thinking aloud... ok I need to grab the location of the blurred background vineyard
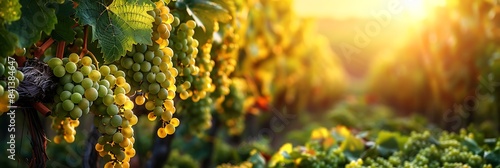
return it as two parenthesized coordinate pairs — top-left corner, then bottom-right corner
(1, 0), (500, 167)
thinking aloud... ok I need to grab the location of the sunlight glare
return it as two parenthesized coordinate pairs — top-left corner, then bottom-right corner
(402, 0), (427, 20)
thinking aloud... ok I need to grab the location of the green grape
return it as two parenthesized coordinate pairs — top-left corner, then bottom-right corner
(81, 78), (93, 89)
(72, 71), (84, 83)
(107, 104), (119, 116)
(105, 125), (117, 135)
(81, 65), (92, 76)
(70, 107), (83, 119)
(85, 88), (98, 101)
(110, 115), (122, 127)
(65, 62), (77, 73)
(62, 99), (75, 111)
(60, 91), (72, 101)
(70, 93), (82, 103)
(48, 58), (63, 69)
(53, 65), (66, 77)
(113, 132), (124, 143)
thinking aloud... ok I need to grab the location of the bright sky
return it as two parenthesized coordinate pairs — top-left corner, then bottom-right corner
(293, 0), (387, 19)
(293, 0), (445, 19)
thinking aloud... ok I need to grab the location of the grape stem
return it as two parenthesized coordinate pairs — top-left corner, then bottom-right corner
(56, 41), (65, 59)
(32, 102), (51, 117)
(79, 25), (89, 58)
(87, 51), (99, 70)
(34, 38), (55, 58)
(78, 25), (99, 69)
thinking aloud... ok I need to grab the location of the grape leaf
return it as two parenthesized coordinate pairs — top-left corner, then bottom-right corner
(51, 1), (76, 42)
(7, 0), (57, 48)
(75, 0), (155, 63)
(184, 0), (231, 46)
(0, 0), (22, 24)
(0, 26), (18, 57)
(186, 0), (231, 24)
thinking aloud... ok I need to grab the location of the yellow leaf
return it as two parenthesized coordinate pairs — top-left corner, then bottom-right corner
(311, 127), (329, 140)
(335, 125), (352, 138)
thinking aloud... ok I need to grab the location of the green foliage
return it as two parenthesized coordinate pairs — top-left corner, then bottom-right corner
(7, 0), (57, 48)
(75, 0), (155, 63)
(253, 128), (500, 168)
(183, 0), (231, 45)
(51, 1), (76, 42)
(0, 26), (18, 57)
(164, 150), (199, 168)
(0, 0), (22, 24)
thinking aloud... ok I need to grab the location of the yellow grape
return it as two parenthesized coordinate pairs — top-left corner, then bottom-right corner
(114, 93), (127, 105)
(95, 144), (104, 152)
(81, 56), (92, 66)
(135, 95), (146, 105)
(148, 112), (157, 121)
(64, 134), (75, 143)
(70, 120), (80, 127)
(129, 115), (138, 125)
(179, 90), (189, 100)
(170, 118), (180, 127)
(119, 138), (130, 148)
(167, 90), (175, 99)
(69, 53), (80, 63)
(186, 20), (196, 29)
(122, 162), (130, 168)
(54, 135), (62, 144)
(125, 148), (136, 157)
(157, 127), (167, 138)
(116, 76), (126, 87)
(124, 100), (134, 110)
(145, 101), (155, 111)
(104, 162), (113, 168)
(161, 111), (172, 121)
(89, 70), (101, 81)
(122, 127), (134, 138)
(165, 124), (175, 135)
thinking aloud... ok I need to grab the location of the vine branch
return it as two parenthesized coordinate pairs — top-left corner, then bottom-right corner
(56, 41), (65, 59)
(34, 38), (55, 59)
(79, 25), (89, 58)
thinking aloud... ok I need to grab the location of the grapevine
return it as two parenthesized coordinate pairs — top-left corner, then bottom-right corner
(1, 0), (500, 168)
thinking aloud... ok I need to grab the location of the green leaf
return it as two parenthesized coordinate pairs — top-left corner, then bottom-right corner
(191, 15), (214, 46)
(75, 0), (154, 63)
(187, 0), (231, 23)
(461, 137), (482, 154)
(484, 149), (500, 166)
(7, 0), (58, 48)
(0, 0), (22, 24)
(185, 0), (231, 46)
(0, 26), (18, 57)
(51, 1), (76, 42)
(375, 131), (407, 153)
(248, 151), (266, 168)
(340, 135), (365, 161)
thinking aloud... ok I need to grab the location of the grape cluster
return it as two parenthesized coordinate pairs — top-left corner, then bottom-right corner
(169, 15), (202, 101)
(216, 78), (246, 135)
(264, 129), (498, 168)
(68, 26), (84, 54)
(189, 39), (213, 102)
(91, 65), (137, 168)
(174, 42), (215, 135)
(48, 53), (99, 143)
(297, 149), (348, 168)
(210, 22), (239, 100)
(117, 0), (181, 138)
(0, 48), (25, 114)
(177, 97), (212, 135)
